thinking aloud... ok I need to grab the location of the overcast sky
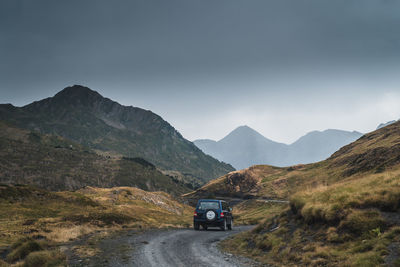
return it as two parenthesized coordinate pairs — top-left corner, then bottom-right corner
(1, 0), (400, 144)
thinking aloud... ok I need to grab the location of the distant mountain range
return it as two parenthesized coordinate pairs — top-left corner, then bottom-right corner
(377, 120), (398, 130)
(194, 125), (363, 169)
(0, 85), (234, 186)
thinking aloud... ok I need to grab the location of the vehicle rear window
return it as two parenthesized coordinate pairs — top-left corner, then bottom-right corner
(197, 201), (219, 210)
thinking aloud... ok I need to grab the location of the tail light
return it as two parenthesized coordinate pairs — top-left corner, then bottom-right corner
(194, 211), (197, 217)
(220, 212), (224, 218)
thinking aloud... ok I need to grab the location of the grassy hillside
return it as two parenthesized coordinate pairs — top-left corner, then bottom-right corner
(0, 85), (234, 185)
(0, 184), (192, 266)
(0, 121), (191, 195)
(187, 121), (400, 200)
(192, 122), (400, 266)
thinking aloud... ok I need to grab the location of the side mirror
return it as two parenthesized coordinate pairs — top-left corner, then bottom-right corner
(229, 207), (233, 212)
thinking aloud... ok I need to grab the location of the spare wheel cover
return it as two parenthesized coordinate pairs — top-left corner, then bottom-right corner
(206, 210), (216, 221)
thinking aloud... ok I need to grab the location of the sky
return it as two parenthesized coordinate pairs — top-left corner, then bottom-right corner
(1, 0), (400, 144)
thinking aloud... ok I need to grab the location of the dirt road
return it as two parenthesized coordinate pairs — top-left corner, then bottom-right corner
(68, 225), (259, 267)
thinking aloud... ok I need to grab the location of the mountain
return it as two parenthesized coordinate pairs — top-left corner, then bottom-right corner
(0, 85), (234, 185)
(194, 126), (363, 169)
(195, 126), (288, 170)
(0, 121), (192, 195)
(188, 122), (400, 266)
(287, 129), (363, 164)
(377, 119), (397, 129)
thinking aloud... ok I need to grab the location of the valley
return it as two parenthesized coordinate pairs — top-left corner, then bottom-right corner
(196, 120), (400, 266)
(1, 86), (400, 266)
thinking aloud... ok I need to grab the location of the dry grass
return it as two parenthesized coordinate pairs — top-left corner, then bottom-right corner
(232, 200), (288, 225)
(0, 184), (192, 265)
(44, 225), (99, 243)
(220, 123), (400, 266)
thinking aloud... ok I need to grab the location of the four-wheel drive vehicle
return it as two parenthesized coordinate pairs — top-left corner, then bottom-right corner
(193, 199), (233, 231)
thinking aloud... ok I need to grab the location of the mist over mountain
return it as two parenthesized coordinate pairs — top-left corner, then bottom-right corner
(0, 85), (234, 185)
(194, 126), (363, 169)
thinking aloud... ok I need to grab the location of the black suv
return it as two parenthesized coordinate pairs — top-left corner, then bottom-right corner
(193, 199), (233, 231)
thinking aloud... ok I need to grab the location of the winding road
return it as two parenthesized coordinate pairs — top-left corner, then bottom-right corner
(69, 225), (258, 267)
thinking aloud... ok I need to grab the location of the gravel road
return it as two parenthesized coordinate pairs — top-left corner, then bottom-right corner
(131, 225), (256, 267)
(69, 225), (258, 267)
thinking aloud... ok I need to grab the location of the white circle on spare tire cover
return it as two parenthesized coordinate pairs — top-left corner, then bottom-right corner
(206, 210), (216, 220)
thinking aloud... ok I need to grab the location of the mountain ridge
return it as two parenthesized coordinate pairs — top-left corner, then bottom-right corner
(0, 85), (234, 185)
(194, 125), (363, 169)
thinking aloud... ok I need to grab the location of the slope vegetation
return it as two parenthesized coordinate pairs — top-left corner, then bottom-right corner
(192, 122), (400, 266)
(0, 121), (190, 195)
(0, 85), (234, 185)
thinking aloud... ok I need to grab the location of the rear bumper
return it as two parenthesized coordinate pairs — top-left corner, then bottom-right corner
(194, 218), (224, 227)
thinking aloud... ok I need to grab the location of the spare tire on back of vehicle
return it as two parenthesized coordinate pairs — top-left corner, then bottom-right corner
(205, 209), (216, 221)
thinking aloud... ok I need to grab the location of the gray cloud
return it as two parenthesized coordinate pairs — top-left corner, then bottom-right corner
(1, 0), (400, 142)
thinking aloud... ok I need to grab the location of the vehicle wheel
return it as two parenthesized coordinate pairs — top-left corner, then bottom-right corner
(203, 225), (208, 230)
(228, 219), (233, 230)
(220, 219), (227, 231)
(194, 222), (200, 230)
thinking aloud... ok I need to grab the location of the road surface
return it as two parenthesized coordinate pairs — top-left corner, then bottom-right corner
(68, 225), (259, 267)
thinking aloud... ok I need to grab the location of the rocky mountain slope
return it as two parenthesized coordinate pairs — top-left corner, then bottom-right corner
(192, 122), (400, 266)
(194, 126), (362, 169)
(0, 121), (191, 195)
(0, 85), (234, 185)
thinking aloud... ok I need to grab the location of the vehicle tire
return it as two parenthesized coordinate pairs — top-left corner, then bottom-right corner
(228, 219), (233, 230)
(194, 222), (200, 230)
(220, 219), (227, 231)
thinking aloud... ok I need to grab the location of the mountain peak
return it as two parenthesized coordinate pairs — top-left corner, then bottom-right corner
(50, 85), (105, 107)
(230, 125), (259, 135)
(54, 85), (102, 100)
(235, 125), (252, 130)
(222, 125), (263, 140)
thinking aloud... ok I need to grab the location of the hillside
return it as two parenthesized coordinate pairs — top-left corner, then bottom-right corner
(188, 121), (400, 200)
(0, 184), (192, 266)
(194, 126), (362, 169)
(197, 122), (400, 266)
(0, 85), (234, 185)
(0, 121), (191, 195)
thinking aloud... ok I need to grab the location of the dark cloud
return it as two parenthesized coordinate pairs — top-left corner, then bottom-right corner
(1, 0), (400, 141)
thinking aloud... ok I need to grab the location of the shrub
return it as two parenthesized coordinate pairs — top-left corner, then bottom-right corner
(23, 250), (66, 267)
(64, 212), (134, 225)
(338, 209), (386, 237)
(289, 196), (305, 215)
(352, 251), (384, 267)
(6, 240), (42, 263)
